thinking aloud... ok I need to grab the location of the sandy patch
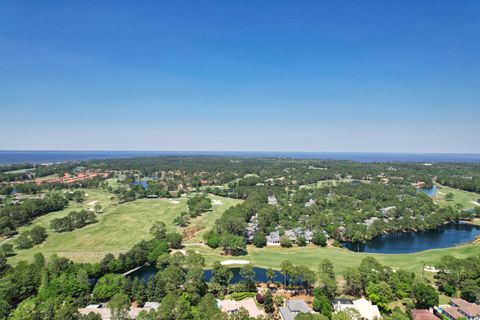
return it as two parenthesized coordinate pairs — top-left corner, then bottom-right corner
(212, 199), (223, 205)
(471, 201), (480, 206)
(220, 260), (250, 265)
(424, 266), (440, 273)
(438, 192), (446, 196)
(88, 200), (98, 205)
(169, 200), (180, 204)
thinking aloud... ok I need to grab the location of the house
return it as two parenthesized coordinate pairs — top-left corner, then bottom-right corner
(245, 214), (259, 243)
(436, 298), (480, 320)
(218, 298), (265, 318)
(333, 297), (382, 320)
(268, 195), (278, 206)
(266, 231), (281, 245)
(279, 300), (312, 320)
(379, 206), (396, 215)
(78, 301), (160, 319)
(304, 199), (316, 208)
(411, 309), (440, 320)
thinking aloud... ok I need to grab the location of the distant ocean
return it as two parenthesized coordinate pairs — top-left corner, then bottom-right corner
(0, 150), (480, 165)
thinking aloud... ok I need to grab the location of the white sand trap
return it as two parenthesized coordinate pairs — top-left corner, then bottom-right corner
(212, 199), (223, 205)
(169, 200), (180, 204)
(221, 260), (250, 265)
(438, 192), (446, 196)
(85, 193), (89, 196)
(424, 266), (440, 273)
(88, 201), (98, 205)
(471, 201), (480, 206)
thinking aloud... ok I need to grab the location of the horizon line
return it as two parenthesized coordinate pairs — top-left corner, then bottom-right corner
(1, 149), (480, 155)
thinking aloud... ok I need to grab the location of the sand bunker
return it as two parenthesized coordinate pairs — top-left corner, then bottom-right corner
(212, 199), (223, 205)
(169, 200), (180, 204)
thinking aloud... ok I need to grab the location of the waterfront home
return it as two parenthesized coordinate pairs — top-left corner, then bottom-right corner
(279, 299), (312, 320)
(333, 297), (382, 320)
(218, 298), (265, 318)
(78, 301), (160, 319)
(436, 298), (480, 320)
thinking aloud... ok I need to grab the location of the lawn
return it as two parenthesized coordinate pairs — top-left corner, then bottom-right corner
(6, 192), (240, 264)
(187, 243), (480, 276)
(434, 184), (480, 210)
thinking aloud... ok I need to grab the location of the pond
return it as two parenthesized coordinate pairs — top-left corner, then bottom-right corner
(418, 185), (437, 197)
(128, 265), (285, 284)
(343, 223), (480, 254)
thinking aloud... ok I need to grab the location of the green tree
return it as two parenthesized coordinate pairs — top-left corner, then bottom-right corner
(93, 274), (128, 301)
(252, 231), (267, 248)
(280, 260), (294, 287)
(150, 221), (167, 240)
(240, 265), (256, 291)
(108, 293), (130, 320)
(266, 268), (276, 285)
(413, 283), (439, 309)
(264, 290), (274, 313)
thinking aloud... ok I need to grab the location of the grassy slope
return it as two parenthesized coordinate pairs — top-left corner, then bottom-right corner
(7, 191), (241, 264)
(189, 243), (480, 276)
(434, 183), (480, 209)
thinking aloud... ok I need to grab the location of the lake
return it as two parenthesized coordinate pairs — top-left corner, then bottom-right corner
(419, 185), (437, 197)
(128, 265), (285, 284)
(343, 223), (480, 254)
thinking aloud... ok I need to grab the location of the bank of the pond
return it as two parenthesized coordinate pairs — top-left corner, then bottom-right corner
(343, 223), (480, 254)
(128, 265), (285, 284)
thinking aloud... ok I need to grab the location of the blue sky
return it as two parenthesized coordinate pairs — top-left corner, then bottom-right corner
(1, 1), (479, 152)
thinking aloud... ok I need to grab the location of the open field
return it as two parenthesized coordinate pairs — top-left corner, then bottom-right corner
(434, 184), (480, 210)
(5, 192), (240, 264)
(187, 243), (480, 276)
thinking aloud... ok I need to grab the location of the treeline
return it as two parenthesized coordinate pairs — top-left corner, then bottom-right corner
(50, 210), (97, 232)
(0, 194), (68, 237)
(435, 255), (480, 302)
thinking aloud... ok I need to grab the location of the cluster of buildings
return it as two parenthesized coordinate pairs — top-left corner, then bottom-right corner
(78, 302), (159, 319)
(13, 171), (108, 185)
(265, 228), (315, 246)
(434, 298), (480, 320)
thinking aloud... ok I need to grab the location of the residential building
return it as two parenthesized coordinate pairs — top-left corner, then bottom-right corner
(411, 309), (440, 320)
(78, 301), (160, 319)
(333, 297), (382, 320)
(218, 298), (265, 318)
(266, 231), (280, 246)
(279, 300), (312, 320)
(436, 298), (480, 320)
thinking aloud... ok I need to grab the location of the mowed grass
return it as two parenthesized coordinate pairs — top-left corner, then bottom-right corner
(6, 192), (240, 264)
(184, 196), (243, 243)
(188, 243), (480, 276)
(434, 184), (480, 209)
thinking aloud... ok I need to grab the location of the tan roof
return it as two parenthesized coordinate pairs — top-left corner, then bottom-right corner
(451, 298), (480, 317)
(411, 309), (440, 320)
(219, 298), (265, 318)
(443, 307), (464, 319)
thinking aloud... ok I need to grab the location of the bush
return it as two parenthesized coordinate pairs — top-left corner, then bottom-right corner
(280, 235), (292, 248)
(256, 293), (264, 304)
(230, 292), (256, 301)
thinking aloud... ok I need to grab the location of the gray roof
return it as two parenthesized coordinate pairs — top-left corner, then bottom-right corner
(287, 300), (311, 313)
(279, 306), (295, 320)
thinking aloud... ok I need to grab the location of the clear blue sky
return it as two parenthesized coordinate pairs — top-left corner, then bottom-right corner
(1, 1), (479, 152)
